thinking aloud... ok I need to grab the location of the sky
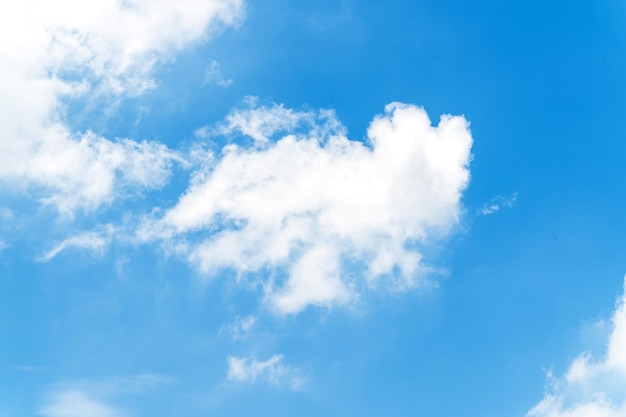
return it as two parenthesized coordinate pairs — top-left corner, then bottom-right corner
(1, 0), (626, 416)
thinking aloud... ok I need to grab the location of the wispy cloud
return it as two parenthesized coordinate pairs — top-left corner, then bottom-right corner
(220, 315), (257, 341)
(227, 354), (305, 389)
(204, 60), (234, 87)
(214, 96), (346, 144)
(478, 192), (517, 215)
(39, 226), (116, 262)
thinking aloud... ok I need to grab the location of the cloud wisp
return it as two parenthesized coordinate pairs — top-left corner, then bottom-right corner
(204, 60), (234, 87)
(39, 226), (116, 262)
(527, 276), (626, 417)
(227, 354), (305, 390)
(139, 100), (473, 314)
(220, 315), (257, 341)
(478, 192), (517, 215)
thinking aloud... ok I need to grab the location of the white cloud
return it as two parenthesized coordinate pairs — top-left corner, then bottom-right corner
(227, 354), (305, 389)
(39, 226), (115, 262)
(139, 100), (473, 314)
(0, 0), (243, 214)
(29, 132), (179, 214)
(527, 276), (626, 417)
(478, 192), (517, 215)
(38, 390), (126, 417)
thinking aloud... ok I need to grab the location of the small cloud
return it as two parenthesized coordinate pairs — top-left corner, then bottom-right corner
(39, 226), (116, 262)
(220, 315), (256, 340)
(193, 126), (211, 139)
(114, 256), (130, 277)
(226, 354), (306, 390)
(204, 60), (234, 87)
(478, 192), (517, 215)
(215, 96), (346, 144)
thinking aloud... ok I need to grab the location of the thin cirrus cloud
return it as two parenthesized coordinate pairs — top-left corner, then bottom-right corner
(478, 192), (517, 215)
(39, 226), (115, 262)
(138, 99), (473, 314)
(0, 0), (243, 215)
(204, 60), (234, 87)
(527, 276), (626, 417)
(220, 315), (257, 341)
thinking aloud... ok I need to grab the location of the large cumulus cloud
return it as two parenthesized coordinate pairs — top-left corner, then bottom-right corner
(139, 100), (473, 314)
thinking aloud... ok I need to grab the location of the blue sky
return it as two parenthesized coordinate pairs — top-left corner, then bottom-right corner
(2, 1), (626, 416)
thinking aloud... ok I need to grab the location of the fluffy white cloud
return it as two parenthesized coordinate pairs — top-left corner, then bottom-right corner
(527, 276), (626, 417)
(0, 0), (243, 213)
(139, 100), (473, 314)
(227, 354), (305, 389)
